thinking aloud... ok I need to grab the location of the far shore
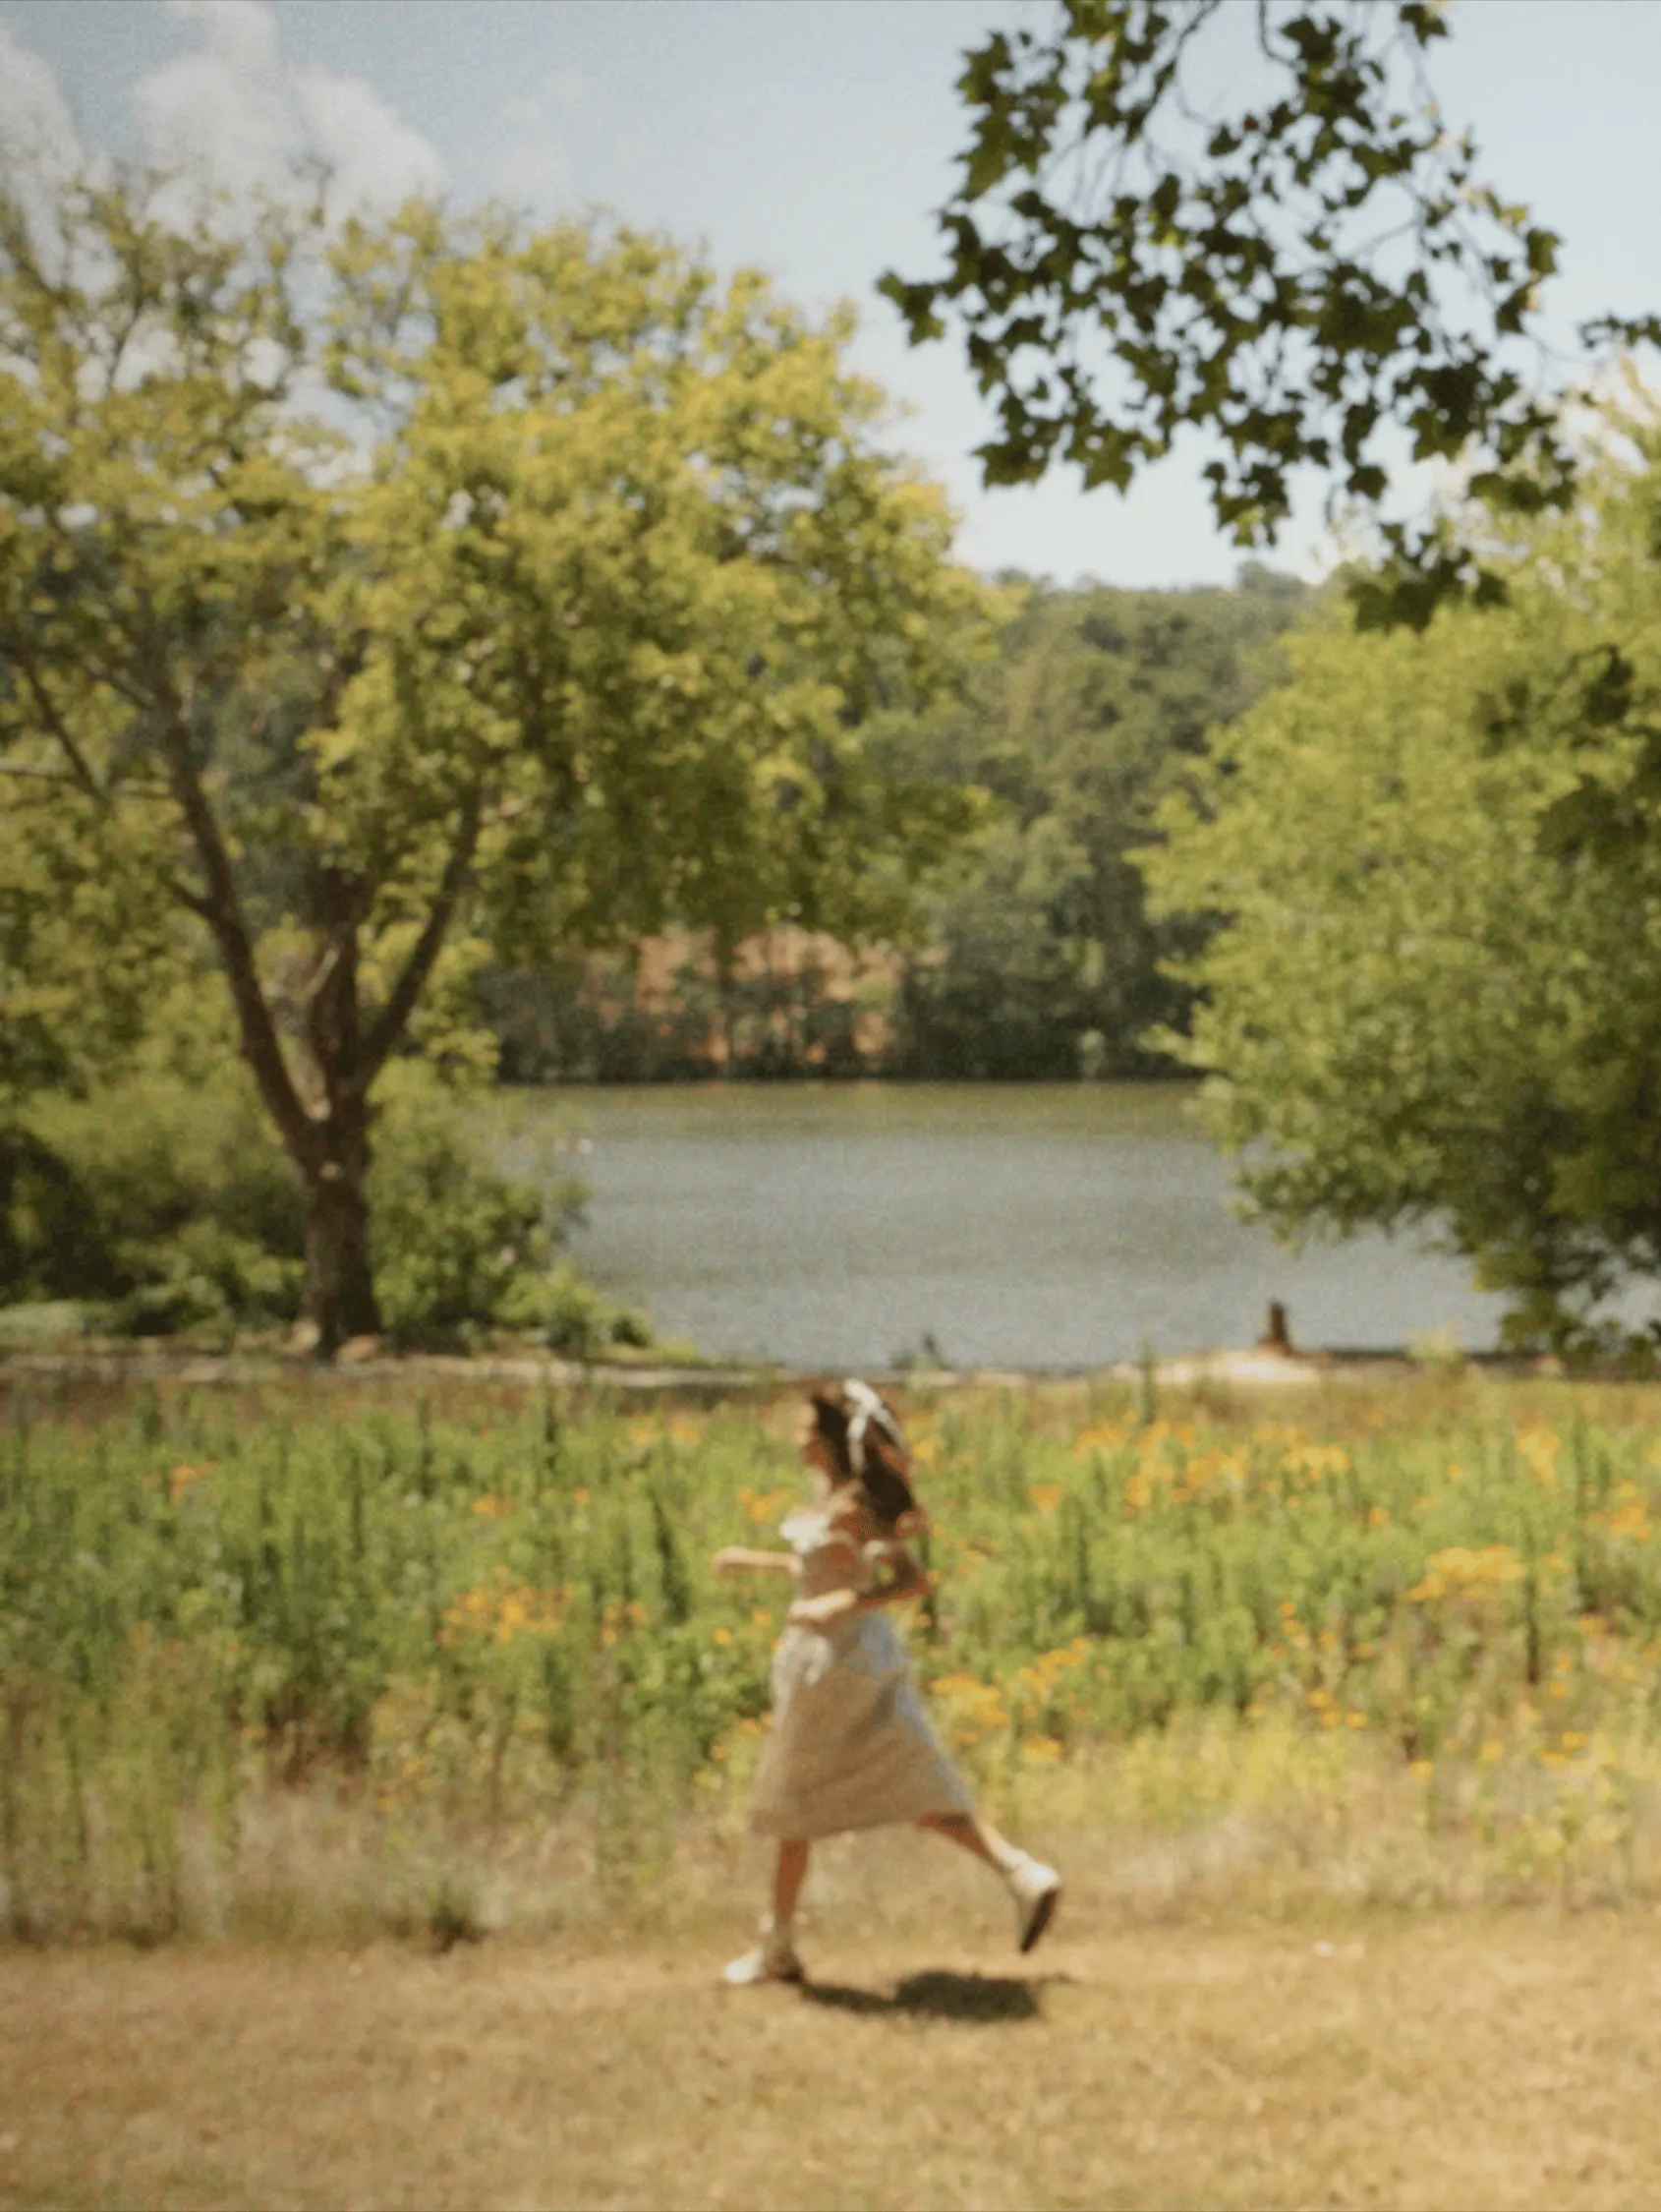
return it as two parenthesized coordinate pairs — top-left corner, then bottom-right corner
(0, 1336), (1596, 1398)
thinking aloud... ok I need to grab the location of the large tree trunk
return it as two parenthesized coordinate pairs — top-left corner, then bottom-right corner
(156, 707), (478, 1359)
(301, 1129), (379, 1356)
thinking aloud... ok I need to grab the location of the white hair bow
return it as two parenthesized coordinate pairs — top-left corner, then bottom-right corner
(843, 1377), (904, 1476)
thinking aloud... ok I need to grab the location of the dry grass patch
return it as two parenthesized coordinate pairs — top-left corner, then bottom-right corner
(4, 1909), (1661, 2211)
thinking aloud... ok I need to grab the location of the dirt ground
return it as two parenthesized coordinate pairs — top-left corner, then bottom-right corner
(4, 1910), (1661, 2212)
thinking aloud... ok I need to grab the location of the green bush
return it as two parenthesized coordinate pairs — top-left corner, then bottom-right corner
(368, 1067), (587, 1347)
(4, 1052), (620, 1347)
(496, 1260), (654, 1357)
(112, 1221), (307, 1339)
(22, 1065), (304, 1331)
(0, 1123), (108, 1304)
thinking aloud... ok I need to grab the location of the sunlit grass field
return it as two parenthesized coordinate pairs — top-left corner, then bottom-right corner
(6, 1369), (1661, 1945)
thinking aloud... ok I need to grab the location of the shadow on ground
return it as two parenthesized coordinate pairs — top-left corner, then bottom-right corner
(799, 1969), (1051, 2023)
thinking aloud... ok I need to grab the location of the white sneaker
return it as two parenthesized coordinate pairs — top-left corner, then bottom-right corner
(1007, 1852), (1061, 1955)
(721, 1921), (805, 1987)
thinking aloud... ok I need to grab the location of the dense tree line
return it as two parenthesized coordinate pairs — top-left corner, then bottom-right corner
(882, 561), (1308, 1077)
(483, 561), (1308, 1081)
(1149, 422), (1661, 1352)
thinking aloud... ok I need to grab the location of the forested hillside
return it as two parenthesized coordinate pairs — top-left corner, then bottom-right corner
(485, 563), (1309, 1081)
(883, 561), (1309, 1078)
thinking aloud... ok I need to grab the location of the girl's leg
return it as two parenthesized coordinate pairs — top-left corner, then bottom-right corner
(919, 1808), (1061, 1954)
(773, 1836), (811, 1927)
(724, 1838), (810, 1985)
(917, 1809), (1023, 1876)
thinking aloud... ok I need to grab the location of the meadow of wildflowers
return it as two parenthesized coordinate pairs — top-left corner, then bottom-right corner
(5, 1375), (1661, 1940)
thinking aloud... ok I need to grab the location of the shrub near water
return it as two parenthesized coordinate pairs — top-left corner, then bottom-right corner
(5, 1383), (1661, 1940)
(5, 1054), (637, 1350)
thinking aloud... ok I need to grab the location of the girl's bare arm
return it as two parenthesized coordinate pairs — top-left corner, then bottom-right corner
(788, 1543), (931, 1627)
(861, 1543), (931, 1606)
(712, 1545), (802, 1579)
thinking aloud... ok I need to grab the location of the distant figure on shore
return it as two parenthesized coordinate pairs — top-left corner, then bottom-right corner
(713, 1379), (1060, 1986)
(1258, 1300), (1294, 1356)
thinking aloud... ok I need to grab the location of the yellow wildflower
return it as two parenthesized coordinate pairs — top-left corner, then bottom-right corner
(1602, 1484), (1652, 1543)
(1517, 1425), (1560, 1489)
(1290, 1443), (1350, 1484)
(1071, 1422), (1125, 1461)
(1404, 1544), (1525, 1605)
(1020, 1735), (1063, 1766)
(441, 1576), (564, 1646)
(739, 1484), (793, 1527)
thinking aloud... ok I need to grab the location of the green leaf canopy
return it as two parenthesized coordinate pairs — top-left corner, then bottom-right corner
(1145, 421), (1661, 1346)
(0, 175), (992, 1345)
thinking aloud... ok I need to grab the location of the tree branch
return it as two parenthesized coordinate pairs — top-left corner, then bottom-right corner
(15, 656), (108, 804)
(353, 801), (481, 1097)
(152, 690), (319, 1169)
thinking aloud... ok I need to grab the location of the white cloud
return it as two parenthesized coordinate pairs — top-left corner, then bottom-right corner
(293, 65), (446, 210)
(490, 136), (573, 204)
(136, 1), (295, 199)
(499, 69), (591, 132)
(0, 24), (107, 278)
(0, 19), (85, 177)
(0, 18), (89, 255)
(132, 0), (445, 220)
(488, 65), (592, 207)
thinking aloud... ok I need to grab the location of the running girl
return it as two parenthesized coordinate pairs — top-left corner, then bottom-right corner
(713, 1378), (1061, 1986)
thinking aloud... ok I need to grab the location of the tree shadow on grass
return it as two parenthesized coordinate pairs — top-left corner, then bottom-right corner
(800, 1970), (1050, 2024)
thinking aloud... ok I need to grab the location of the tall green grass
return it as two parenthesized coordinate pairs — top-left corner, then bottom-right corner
(5, 1376), (1661, 1940)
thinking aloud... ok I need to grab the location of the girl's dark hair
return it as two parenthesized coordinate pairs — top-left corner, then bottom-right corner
(808, 1382), (922, 1532)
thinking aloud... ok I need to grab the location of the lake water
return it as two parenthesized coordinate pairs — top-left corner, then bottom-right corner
(488, 1082), (1510, 1370)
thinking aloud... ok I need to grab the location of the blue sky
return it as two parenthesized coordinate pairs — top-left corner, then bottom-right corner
(3, 0), (1657, 587)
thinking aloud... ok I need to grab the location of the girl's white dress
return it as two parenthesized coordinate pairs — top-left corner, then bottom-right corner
(748, 1504), (973, 1838)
